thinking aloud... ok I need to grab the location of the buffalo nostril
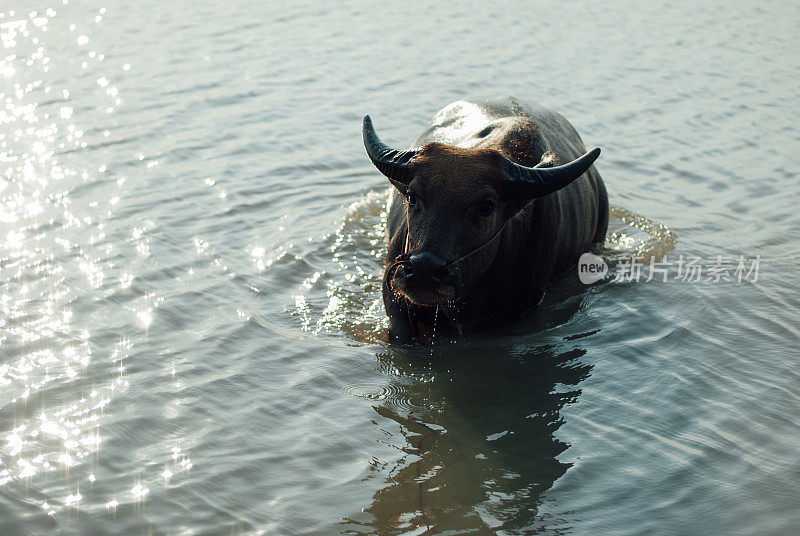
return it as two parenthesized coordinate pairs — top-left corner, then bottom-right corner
(407, 252), (448, 284)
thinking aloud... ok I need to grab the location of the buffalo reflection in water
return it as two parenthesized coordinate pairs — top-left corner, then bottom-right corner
(342, 292), (595, 534)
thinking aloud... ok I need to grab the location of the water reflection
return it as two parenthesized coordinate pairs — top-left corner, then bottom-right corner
(343, 306), (593, 533)
(0, 4), (116, 494)
(0, 4), (178, 522)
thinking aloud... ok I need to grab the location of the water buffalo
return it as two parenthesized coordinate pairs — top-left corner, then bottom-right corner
(363, 96), (608, 343)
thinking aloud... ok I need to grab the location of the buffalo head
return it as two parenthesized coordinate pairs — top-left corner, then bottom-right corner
(363, 115), (599, 309)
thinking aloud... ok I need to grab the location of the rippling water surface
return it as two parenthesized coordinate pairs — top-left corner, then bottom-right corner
(1, 1), (798, 534)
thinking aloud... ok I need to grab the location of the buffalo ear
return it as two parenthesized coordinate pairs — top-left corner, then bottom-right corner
(500, 148), (600, 199)
(362, 115), (419, 194)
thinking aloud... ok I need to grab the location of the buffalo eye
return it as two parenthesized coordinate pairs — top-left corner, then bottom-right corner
(477, 198), (495, 217)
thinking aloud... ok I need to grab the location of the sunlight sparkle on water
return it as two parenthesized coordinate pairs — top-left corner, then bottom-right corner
(120, 272), (133, 289)
(136, 309), (153, 329)
(0, 3), (136, 500)
(131, 483), (150, 499)
(250, 245), (267, 270)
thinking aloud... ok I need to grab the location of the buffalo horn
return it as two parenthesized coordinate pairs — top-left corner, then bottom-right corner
(501, 147), (601, 198)
(362, 115), (419, 193)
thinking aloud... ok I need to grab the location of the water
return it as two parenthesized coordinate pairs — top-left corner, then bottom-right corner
(1, 1), (798, 534)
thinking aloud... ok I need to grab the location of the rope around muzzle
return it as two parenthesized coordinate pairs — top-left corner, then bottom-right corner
(444, 221), (508, 294)
(385, 218), (508, 304)
(384, 220), (507, 341)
